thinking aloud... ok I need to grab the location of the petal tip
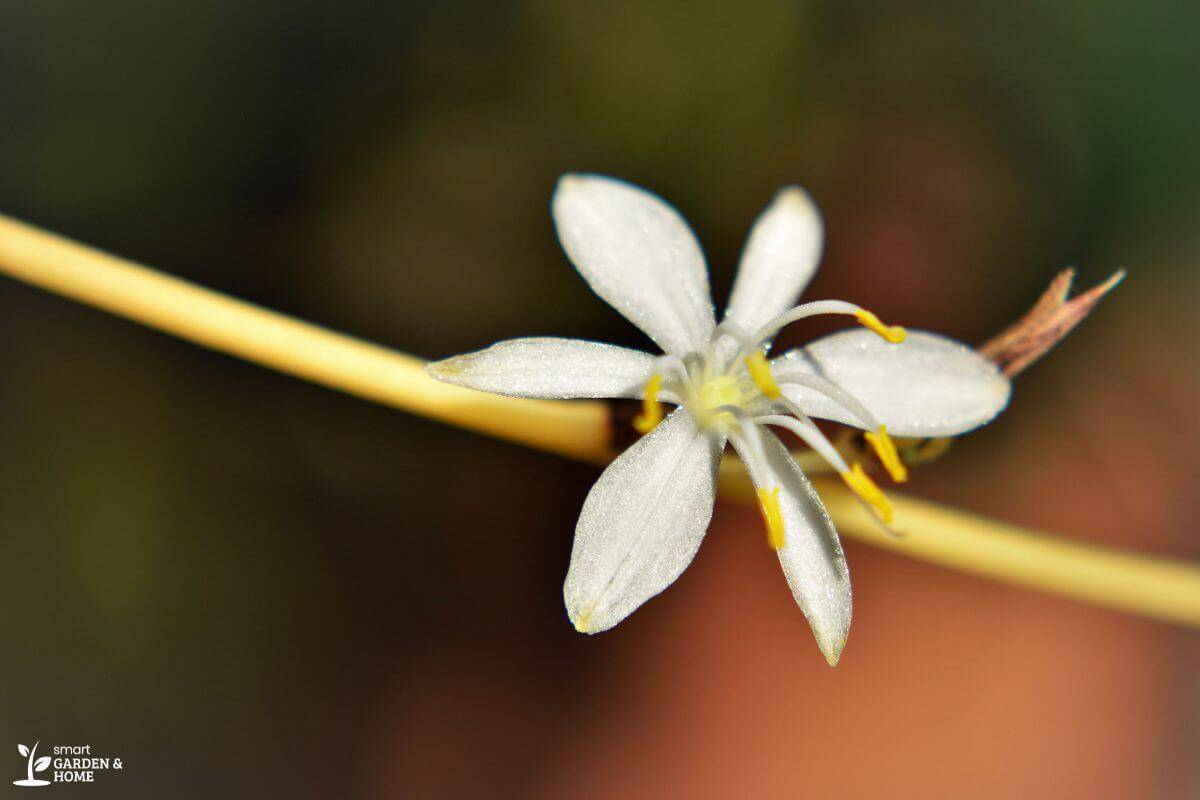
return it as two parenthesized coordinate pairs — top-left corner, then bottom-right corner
(773, 186), (821, 224)
(821, 635), (848, 667)
(569, 603), (601, 634)
(776, 185), (813, 207)
(552, 174), (590, 211)
(555, 172), (607, 197)
(1102, 268), (1128, 292)
(557, 172), (584, 189)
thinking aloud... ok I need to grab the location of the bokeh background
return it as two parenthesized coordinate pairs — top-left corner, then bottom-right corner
(2, 1), (1199, 797)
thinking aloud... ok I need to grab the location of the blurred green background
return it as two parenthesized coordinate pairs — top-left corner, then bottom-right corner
(2, 1), (1198, 797)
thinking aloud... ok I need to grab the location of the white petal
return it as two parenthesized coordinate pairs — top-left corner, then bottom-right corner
(724, 186), (824, 335)
(731, 427), (851, 665)
(552, 174), (715, 357)
(772, 329), (1011, 437)
(565, 409), (723, 633)
(426, 337), (656, 399)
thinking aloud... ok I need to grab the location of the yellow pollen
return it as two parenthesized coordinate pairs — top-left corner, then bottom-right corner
(756, 486), (786, 549)
(632, 373), (664, 434)
(841, 462), (895, 525)
(865, 425), (909, 483)
(744, 350), (781, 399)
(854, 309), (907, 344)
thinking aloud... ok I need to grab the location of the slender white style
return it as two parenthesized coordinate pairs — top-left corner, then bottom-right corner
(428, 175), (1010, 665)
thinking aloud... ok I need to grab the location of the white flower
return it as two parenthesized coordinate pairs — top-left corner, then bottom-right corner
(428, 175), (1010, 664)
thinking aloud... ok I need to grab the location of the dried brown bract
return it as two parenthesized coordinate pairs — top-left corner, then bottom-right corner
(979, 268), (1125, 378)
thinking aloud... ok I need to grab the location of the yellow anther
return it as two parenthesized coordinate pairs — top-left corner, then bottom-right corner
(854, 309), (907, 344)
(743, 349), (781, 399)
(756, 486), (786, 549)
(864, 425), (909, 483)
(632, 373), (664, 434)
(841, 462), (895, 525)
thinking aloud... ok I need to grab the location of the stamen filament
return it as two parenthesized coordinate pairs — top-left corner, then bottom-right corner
(632, 373), (664, 433)
(718, 405), (770, 468)
(706, 319), (752, 380)
(722, 409), (789, 549)
(653, 354), (691, 385)
(865, 425), (909, 483)
(735, 301), (907, 371)
(745, 300), (863, 350)
(761, 411), (899, 536)
(841, 463), (895, 525)
(774, 372), (880, 431)
(756, 413), (850, 474)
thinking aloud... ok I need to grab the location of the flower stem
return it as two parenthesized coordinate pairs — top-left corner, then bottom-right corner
(2, 212), (1199, 628)
(0, 214), (609, 462)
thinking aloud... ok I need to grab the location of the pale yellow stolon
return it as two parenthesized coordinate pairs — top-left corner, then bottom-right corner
(1, 212), (1198, 628)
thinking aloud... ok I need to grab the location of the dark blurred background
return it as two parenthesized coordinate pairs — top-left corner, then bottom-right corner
(2, 1), (1199, 797)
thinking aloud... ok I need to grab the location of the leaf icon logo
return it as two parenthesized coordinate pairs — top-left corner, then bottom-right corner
(13, 740), (51, 788)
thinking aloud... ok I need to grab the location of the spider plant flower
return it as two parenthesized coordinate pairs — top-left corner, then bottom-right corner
(428, 175), (1010, 664)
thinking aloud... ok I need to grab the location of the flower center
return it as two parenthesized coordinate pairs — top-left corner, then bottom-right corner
(630, 301), (912, 540)
(677, 357), (765, 434)
(697, 374), (744, 417)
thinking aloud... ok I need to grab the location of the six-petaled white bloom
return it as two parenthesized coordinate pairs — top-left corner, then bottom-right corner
(428, 175), (1010, 664)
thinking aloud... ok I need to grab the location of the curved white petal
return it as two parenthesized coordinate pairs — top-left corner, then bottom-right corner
(731, 427), (851, 665)
(724, 186), (824, 335)
(564, 409), (723, 633)
(552, 174), (715, 358)
(426, 337), (656, 399)
(772, 329), (1011, 437)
